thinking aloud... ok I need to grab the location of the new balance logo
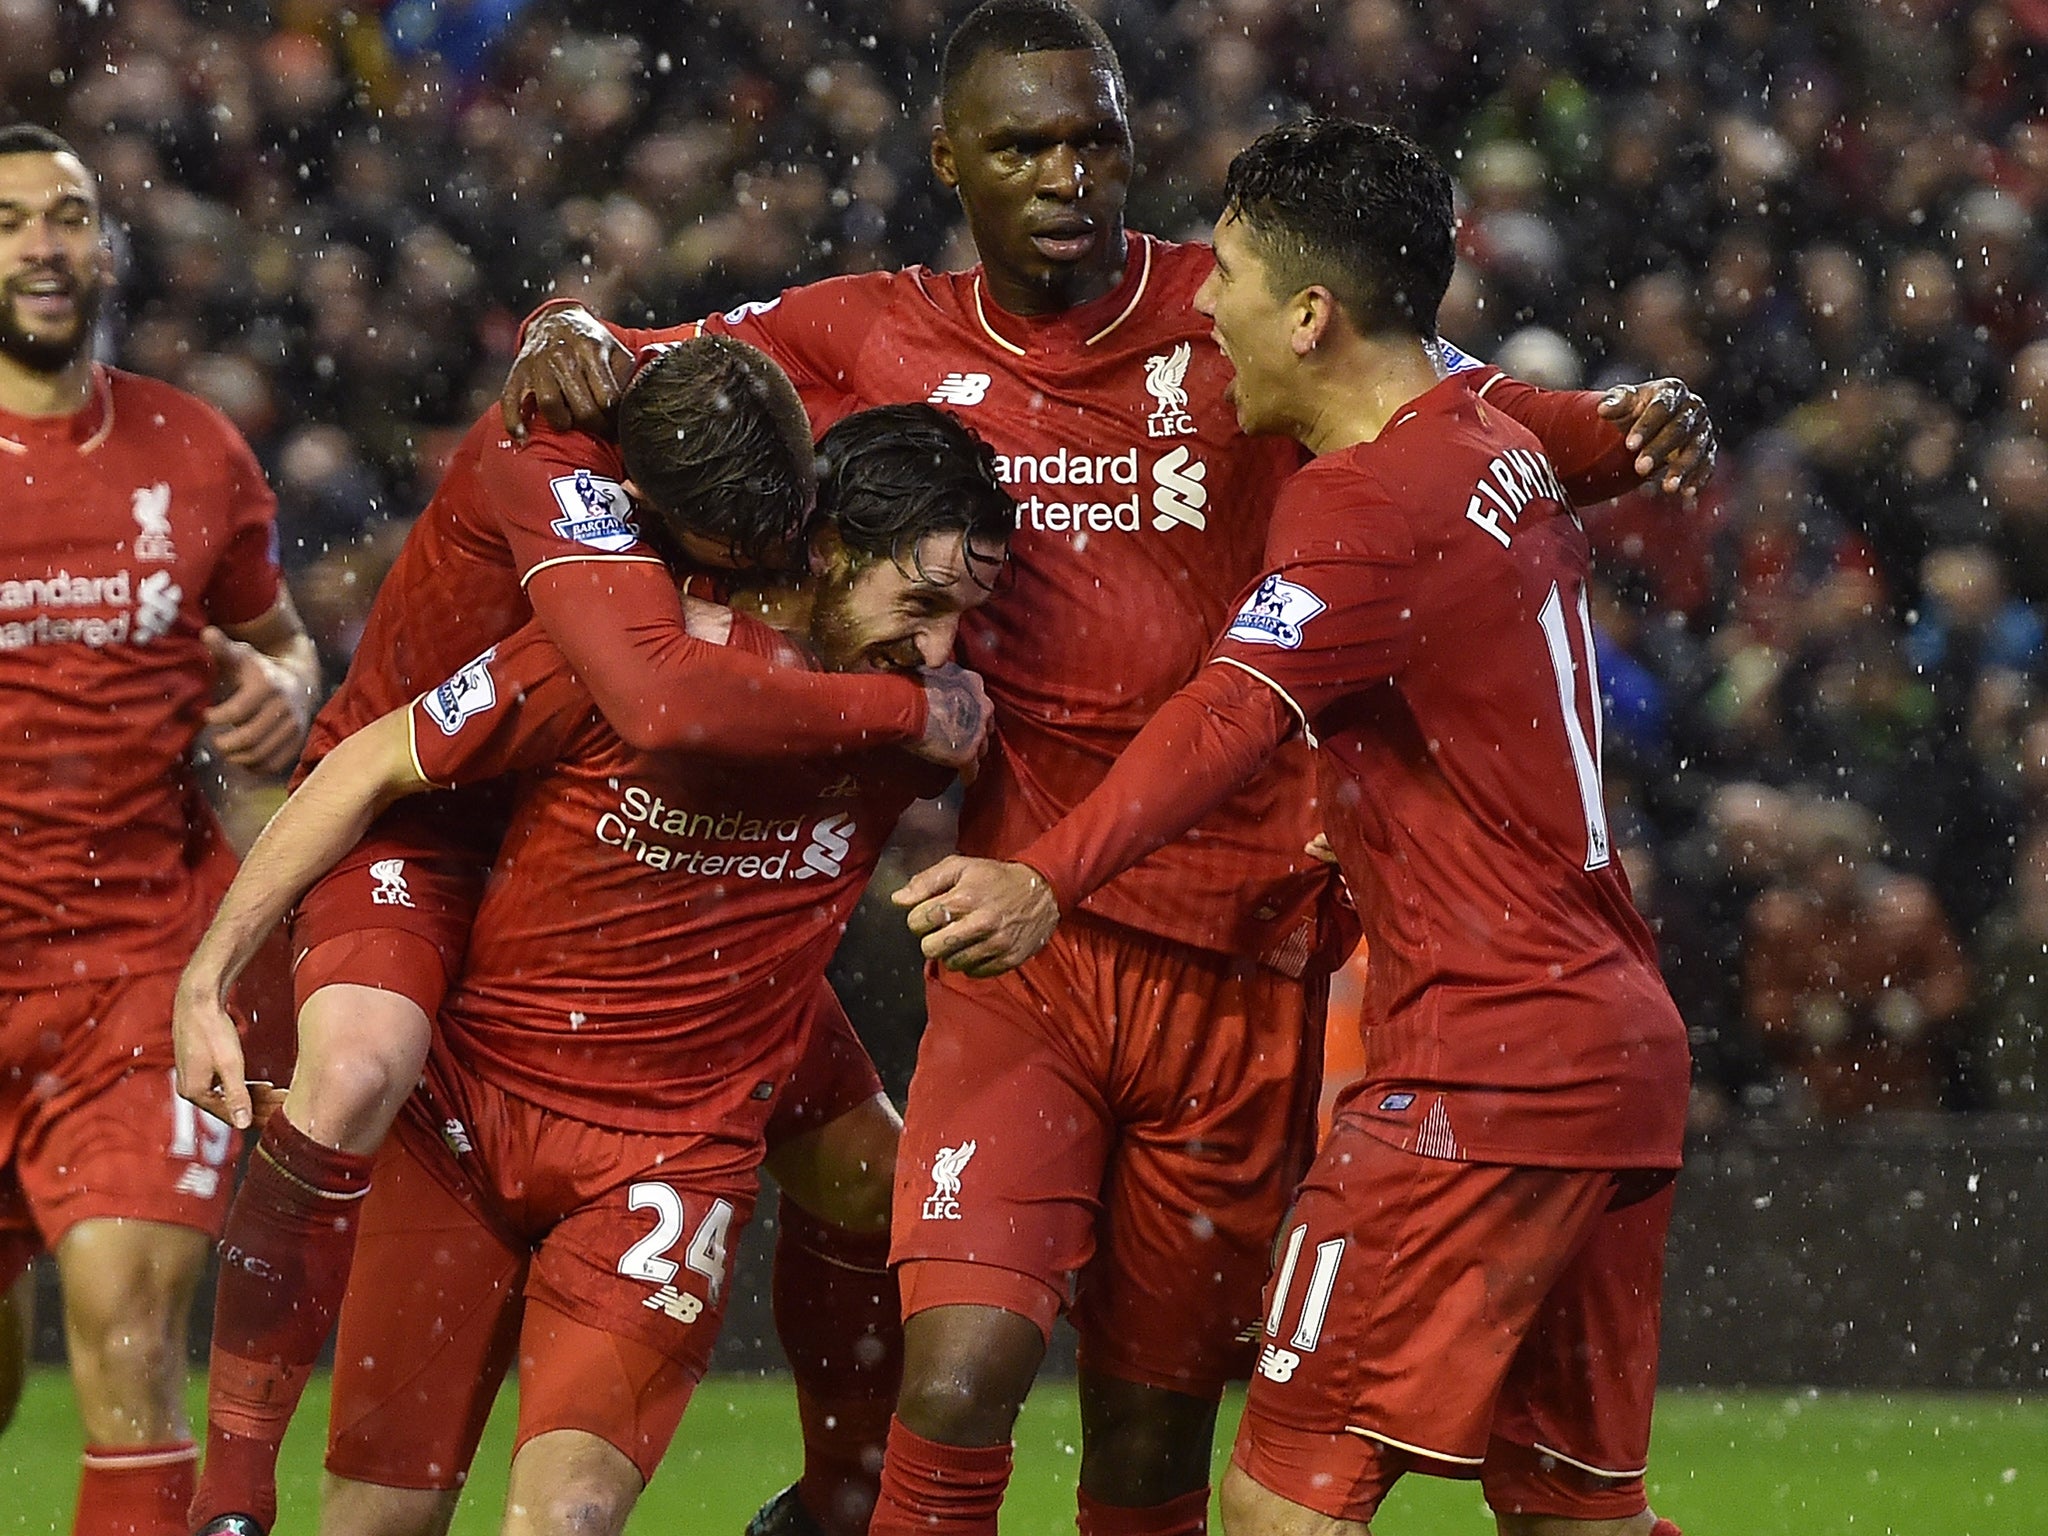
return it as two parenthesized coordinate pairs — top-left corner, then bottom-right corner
(174, 1165), (221, 1199)
(370, 858), (415, 907)
(1150, 446), (1208, 531)
(442, 1118), (474, 1155)
(927, 373), (991, 406)
(921, 1140), (977, 1221)
(644, 1284), (704, 1323)
(1257, 1344), (1301, 1383)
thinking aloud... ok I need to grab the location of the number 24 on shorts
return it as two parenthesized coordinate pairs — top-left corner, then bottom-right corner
(617, 1183), (734, 1318)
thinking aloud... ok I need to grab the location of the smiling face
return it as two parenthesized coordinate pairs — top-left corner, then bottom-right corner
(0, 151), (108, 377)
(1193, 212), (1304, 439)
(808, 529), (1008, 674)
(932, 47), (1133, 316)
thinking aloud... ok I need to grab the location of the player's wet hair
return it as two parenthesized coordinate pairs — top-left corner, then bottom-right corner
(1221, 117), (1456, 342)
(618, 336), (817, 573)
(0, 124), (80, 160)
(814, 404), (1014, 591)
(940, 0), (1125, 127)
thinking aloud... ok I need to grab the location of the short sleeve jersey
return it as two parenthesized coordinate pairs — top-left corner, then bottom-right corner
(1210, 377), (1690, 1168)
(405, 619), (942, 1135)
(0, 368), (281, 986)
(303, 413), (655, 768)
(632, 238), (1329, 963)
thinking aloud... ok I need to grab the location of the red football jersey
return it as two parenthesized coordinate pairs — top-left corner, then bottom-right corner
(406, 618), (944, 1134)
(304, 411), (923, 777)
(1207, 378), (1690, 1167)
(0, 368), (281, 987)
(615, 237), (1637, 967)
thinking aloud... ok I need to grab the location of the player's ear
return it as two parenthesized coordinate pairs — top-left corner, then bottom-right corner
(809, 520), (847, 579)
(931, 125), (960, 191)
(1293, 286), (1337, 358)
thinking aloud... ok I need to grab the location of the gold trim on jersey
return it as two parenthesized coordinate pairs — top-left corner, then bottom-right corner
(518, 551), (669, 588)
(967, 235), (1154, 356)
(1211, 655), (1318, 749)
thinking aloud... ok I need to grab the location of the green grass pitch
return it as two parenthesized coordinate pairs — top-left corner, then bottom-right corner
(3, 1370), (2043, 1533)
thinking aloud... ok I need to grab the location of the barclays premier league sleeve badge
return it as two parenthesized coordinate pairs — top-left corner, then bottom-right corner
(423, 646), (500, 735)
(548, 469), (641, 552)
(1227, 574), (1326, 649)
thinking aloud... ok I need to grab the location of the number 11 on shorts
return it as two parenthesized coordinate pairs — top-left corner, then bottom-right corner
(1258, 1223), (1345, 1383)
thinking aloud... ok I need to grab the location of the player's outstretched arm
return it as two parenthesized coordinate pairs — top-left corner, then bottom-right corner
(500, 301), (637, 438)
(1481, 372), (1718, 505)
(174, 709), (427, 1129)
(202, 590), (322, 776)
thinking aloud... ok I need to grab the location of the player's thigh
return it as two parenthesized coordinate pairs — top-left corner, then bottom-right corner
(1219, 1458), (1373, 1536)
(1481, 1175), (1677, 1525)
(894, 954), (1113, 1304)
(519, 1132), (759, 1482)
(501, 1427), (644, 1536)
(1075, 949), (1322, 1398)
(762, 983), (896, 1233)
(10, 973), (239, 1247)
(325, 1115), (526, 1493)
(1237, 1123), (1612, 1512)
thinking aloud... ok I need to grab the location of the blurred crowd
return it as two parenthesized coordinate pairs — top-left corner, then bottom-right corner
(6, 0), (2045, 1124)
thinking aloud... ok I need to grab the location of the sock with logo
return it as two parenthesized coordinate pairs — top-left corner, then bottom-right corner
(74, 1441), (197, 1536)
(867, 1417), (1012, 1536)
(189, 1112), (373, 1531)
(1076, 1486), (1210, 1535)
(772, 1195), (902, 1536)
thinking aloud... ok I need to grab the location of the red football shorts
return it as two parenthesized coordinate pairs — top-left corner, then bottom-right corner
(764, 983), (887, 1149)
(1231, 1115), (1676, 1524)
(893, 913), (1324, 1398)
(288, 790), (507, 1018)
(0, 971), (240, 1287)
(325, 1045), (761, 1489)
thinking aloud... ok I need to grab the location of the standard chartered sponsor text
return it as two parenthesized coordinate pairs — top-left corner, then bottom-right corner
(993, 447), (1143, 533)
(595, 785), (840, 878)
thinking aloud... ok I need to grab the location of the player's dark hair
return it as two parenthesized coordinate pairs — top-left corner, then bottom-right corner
(1221, 117), (1456, 341)
(618, 336), (817, 573)
(0, 124), (80, 159)
(815, 404), (1014, 590)
(941, 0), (1125, 125)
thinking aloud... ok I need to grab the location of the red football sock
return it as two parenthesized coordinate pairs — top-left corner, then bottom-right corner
(773, 1196), (902, 1536)
(74, 1441), (196, 1536)
(868, 1417), (1012, 1536)
(1649, 1522), (1684, 1536)
(1076, 1486), (1210, 1535)
(190, 1112), (373, 1531)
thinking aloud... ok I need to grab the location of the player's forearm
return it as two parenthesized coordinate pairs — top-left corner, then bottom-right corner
(515, 298), (691, 358)
(530, 563), (927, 756)
(1480, 374), (1639, 505)
(184, 713), (423, 1000)
(1016, 664), (1292, 911)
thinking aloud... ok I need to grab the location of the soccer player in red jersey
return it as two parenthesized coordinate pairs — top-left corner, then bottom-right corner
(906, 118), (1692, 1536)
(174, 345), (992, 1536)
(0, 126), (320, 1536)
(502, 7), (1716, 1531)
(174, 400), (1012, 1536)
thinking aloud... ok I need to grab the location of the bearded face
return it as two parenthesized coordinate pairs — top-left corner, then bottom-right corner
(0, 152), (108, 377)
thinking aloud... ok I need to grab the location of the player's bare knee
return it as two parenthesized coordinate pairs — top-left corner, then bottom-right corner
(319, 1475), (457, 1536)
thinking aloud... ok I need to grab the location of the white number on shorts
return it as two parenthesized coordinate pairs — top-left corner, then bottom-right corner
(1264, 1222), (1346, 1353)
(167, 1072), (234, 1165)
(1537, 581), (1611, 871)
(618, 1187), (735, 1301)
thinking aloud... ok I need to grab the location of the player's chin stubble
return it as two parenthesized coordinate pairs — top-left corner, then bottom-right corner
(0, 274), (100, 374)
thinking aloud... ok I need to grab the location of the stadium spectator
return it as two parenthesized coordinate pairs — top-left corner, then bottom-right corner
(0, 124), (317, 1536)
(1742, 796), (1975, 1116)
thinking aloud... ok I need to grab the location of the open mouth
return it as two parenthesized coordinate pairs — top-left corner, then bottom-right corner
(9, 274), (77, 320)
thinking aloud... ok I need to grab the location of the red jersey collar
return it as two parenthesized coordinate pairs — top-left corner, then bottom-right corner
(0, 365), (115, 457)
(968, 234), (1154, 357)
